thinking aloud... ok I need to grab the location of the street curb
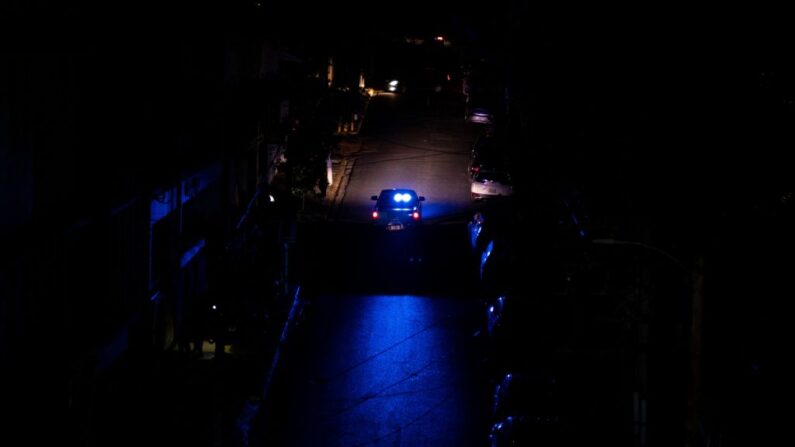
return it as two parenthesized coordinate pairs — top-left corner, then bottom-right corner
(328, 155), (357, 219)
(348, 94), (372, 136)
(235, 285), (303, 446)
(261, 285), (302, 400)
(324, 94), (370, 216)
(326, 157), (349, 210)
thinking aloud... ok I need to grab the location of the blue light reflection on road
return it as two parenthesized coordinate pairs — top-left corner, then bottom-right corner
(287, 294), (480, 447)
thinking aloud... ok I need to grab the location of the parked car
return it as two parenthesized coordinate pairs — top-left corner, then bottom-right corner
(492, 371), (561, 422)
(467, 202), (516, 253)
(470, 152), (499, 178)
(471, 171), (513, 200)
(471, 129), (498, 157)
(479, 239), (516, 296)
(465, 99), (495, 124)
(488, 414), (567, 447)
(470, 140), (505, 175)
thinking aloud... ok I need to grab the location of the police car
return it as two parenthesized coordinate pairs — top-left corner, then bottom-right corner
(370, 188), (425, 231)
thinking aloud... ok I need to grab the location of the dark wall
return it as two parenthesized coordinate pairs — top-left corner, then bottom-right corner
(2, 2), (310, 442)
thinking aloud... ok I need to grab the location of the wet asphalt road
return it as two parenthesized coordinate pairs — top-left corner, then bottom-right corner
(253, 94), (493, 446)
(335, 92), (476, 224)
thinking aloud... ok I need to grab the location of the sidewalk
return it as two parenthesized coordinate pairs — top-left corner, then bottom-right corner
(294, 137), (361, 223)
(299, 103), (368, 222)
(291, 91), (370, 223)
(325, 137), (364, 217)
(81, 95), (372, 447)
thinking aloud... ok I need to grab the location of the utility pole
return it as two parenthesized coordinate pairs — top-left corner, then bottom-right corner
(175, 179), (185, 353)
(634, 251), (651, 447)
(686, 254), (705, 447)
(279, 221), (296, 297)
(593, 238), (699, 446)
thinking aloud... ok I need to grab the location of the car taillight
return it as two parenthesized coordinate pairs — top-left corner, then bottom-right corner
(413, 211), (420, 220)
(372, 211), (379, 219)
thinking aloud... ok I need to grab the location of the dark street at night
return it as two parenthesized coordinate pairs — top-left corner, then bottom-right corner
(3, 2), (793, 446)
